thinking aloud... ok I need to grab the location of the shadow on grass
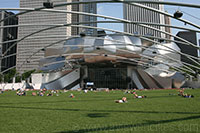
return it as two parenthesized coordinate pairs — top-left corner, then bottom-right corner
(87, 113), (109, 118)
(59, 115), (200, 133)
(0, 105), (199, 115)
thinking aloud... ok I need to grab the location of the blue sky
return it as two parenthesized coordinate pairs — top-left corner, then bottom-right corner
(0, 0), (200, 35)
(97, 0), (200, 35)
(0, 0), (19, 8)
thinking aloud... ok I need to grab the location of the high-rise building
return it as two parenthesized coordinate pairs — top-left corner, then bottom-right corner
(123, 0), (170, 39)
(17, 0), (96, 73)
(0, 11), (18, 72)
(164, 11), (171, 40)
(175, 31), (198, 65)
(198, 39), (200, 57)
(69, 0), (97, 35)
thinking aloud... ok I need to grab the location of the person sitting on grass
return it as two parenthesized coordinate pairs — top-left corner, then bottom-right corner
(16, 90), (21, 96)
(69, 93), (75, 98)
(115, 97), (127, 103)
(47, 93), (53, 96)
(16, 90), (26, 96)
(84, 89), (88, 93)
(32, 92), (36, 96)
(178, 89), (184, 96)
(39, 92), (44, 96)
(0, 89), (3, 94)
(56, 90), (59, 96)
(133, 92), (147, 98)
(21, 91), (26, 96)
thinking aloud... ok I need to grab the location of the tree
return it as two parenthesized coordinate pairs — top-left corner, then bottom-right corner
(0, 74), (3, 83)
(15, 76), (22, 83)
(3, 69), (17, 83)
(0, 69), (36, 83)
(22, 70), (36, 81)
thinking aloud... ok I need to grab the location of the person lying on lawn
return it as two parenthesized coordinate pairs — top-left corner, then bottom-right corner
(115, 97), (127, 103)
(133, 92), (147, 98)
(182, 93), (194, 98)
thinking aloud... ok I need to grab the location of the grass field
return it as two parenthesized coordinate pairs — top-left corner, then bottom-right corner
(0, 89), (200, 133)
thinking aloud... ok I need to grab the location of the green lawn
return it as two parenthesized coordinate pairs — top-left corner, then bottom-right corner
(0, 89), (200, 133)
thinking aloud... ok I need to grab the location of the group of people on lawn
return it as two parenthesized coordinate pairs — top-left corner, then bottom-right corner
(16, 89), (26, 96)
(115, 91), (147, 103)
(15, 88), (60, 97)
(32, 89), (60, 96)
(116, 89), (194, 103)
(14, 88), (194, 103)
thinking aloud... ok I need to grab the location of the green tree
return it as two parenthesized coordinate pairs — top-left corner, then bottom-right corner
(22, 70), (36, 81)
(15, 75), (22, 83)
(0, 74), (3, 83)
(3, 69), (17, 83)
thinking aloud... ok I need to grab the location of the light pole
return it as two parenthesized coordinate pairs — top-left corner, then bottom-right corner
(174, 11), (183, 19)
(43, 0), (54, 8)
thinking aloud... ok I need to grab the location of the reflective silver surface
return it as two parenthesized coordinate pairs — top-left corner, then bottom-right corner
(39, 35), (182, 78)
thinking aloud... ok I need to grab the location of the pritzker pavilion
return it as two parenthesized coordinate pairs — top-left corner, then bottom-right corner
(0, 0), (200, 90)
